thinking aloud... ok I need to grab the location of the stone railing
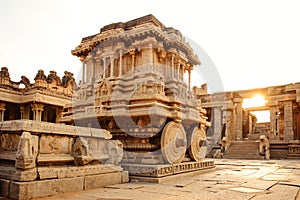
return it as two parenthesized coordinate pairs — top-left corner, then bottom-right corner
(0, 120), (127, 199)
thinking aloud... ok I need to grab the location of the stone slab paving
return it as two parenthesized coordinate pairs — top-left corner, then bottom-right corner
(9, 159), (299, 200)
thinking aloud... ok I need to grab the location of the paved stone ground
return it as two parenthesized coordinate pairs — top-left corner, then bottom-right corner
(1, 159), (299, 200)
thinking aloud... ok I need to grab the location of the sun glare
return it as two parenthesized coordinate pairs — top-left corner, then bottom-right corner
(251, 111), (270, 122)
(242, 95), (267, 108)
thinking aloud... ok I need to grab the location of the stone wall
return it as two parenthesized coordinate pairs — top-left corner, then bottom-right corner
(0, 120), (128, 199)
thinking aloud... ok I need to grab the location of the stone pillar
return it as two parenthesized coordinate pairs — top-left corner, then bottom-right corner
(0, 102), (6, 121)
(110, 56), (114, 77)
(91, 61), (95, 83)
(20, 104), (25, 119)
(31, 103), (44, 121)
(180, 65), (184, 81)
(103, 58), (106, 79)
(82, 62), (86, 83)
(148, 44), (153, 65)
(177, 63), (180, 80)
(20, 105), (30, 119)
(283, 101), (294, 140)
(213, 107), (222, 141)
(171, 55), (175, 80)
(188, 70), (191, 90)
(248, 115), (253, 135)
(119, 50), (123, 77)
(234, 98), (243, 140)
(56, 107), (63, 123)
(269, 106), (278, 140)
(130, 51), (135, 71)
(222, 109), (234, 141)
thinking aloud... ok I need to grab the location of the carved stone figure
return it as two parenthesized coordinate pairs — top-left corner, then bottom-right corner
(259, 135), (270, 160)
(20, 76), (31, 88)
(47, 70), (61, 85)
(15, 132), (38, 169)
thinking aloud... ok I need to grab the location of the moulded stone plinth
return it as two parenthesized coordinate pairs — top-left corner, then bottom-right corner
(122, 159), (215, 179)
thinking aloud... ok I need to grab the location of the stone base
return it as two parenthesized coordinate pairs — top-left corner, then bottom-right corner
(0, 170), (129, 200)
(122, 159), (215, 183)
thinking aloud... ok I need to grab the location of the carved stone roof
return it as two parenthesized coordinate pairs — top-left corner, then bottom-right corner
(71, 14), (200, 65)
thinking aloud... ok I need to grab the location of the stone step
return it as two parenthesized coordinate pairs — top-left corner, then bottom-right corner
(223, 141), (264, 160)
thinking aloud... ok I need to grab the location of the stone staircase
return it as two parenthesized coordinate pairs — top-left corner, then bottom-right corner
(223, 141), (265, 160)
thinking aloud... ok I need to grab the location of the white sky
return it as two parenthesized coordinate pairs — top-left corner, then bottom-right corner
(1, 0), (300, 92)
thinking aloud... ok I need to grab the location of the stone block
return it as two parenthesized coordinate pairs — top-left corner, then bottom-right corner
(0, 179), (10, 197)
(10, 177), (84, 200)
(121, 171), (129, 183)
(84, 172), (122, 190)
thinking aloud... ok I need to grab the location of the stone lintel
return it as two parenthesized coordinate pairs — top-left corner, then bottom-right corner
(0, 120), (112, 139)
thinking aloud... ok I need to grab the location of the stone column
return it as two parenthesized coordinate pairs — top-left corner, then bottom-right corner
(91, 60), (95, 83)
(213, 107), (222, 141)
(177, 63), (180, 80)
(269, 106), (278, 140)
(180, 65), (184, 81)
(31, 103), (44, 121)
(171, 55), (175, 80)
(283, 100), (294, 140)
(234, 98), (243, 140)
(188, 70), (191, 91)
(222, 109), (234, 141)
(103, 58), (106, 79)
(110, 56), (114, 77)
(20, 104), (25, 119)
(248, 115), (253, 135)
(0, 102), (6, 121)
(148, 44), (153, 65)
(82, 62), (86, 83)
(119, 50), (123, 77)
(130, 50), (135, 71)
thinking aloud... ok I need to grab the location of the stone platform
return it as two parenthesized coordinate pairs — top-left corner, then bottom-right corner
(0, 169), (128, 200)
(0, 120), (129, 200)
(122, 159), (215, 183)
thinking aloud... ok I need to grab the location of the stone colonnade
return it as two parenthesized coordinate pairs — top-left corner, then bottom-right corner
(80, 45), (193, 90)
(0, 101), (61, 122)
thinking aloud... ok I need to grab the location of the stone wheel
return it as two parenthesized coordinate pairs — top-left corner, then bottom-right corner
(188, 126), (207, 161)
(161, 121), (187, 164)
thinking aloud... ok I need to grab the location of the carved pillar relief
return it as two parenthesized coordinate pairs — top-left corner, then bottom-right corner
(235, 100), (243, 140)
(0, 102), (6, 121)
(119, 50), (123, 77)
(130, 50), (135, 71)
(283, 100), (294, 140)
(171, 54), (175, 80)
(213, 107), (222, 141)
(110, 56), (114, 77)
(15, 132), (38, 170)
(269, 106), (278, 140)
(177, 62), (180, 80)
(31, 103), (44, 121)
(82, 62), (86, 83)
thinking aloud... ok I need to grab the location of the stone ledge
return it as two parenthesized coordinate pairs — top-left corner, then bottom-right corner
(1, 171), (128, 200)
(122, 159), (215, 178)
(0, 120), (111, 139)
(130, 167), (216, 184)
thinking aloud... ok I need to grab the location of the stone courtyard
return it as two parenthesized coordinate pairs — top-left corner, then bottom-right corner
(6, 159), (296, 200)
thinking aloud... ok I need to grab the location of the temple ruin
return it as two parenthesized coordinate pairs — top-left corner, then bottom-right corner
(0, 68), (128, 199)
(194, 83), (300, 159)
(0, 14), (299, 199)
